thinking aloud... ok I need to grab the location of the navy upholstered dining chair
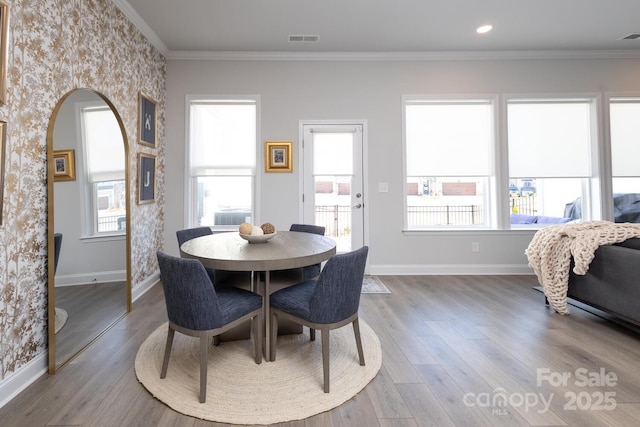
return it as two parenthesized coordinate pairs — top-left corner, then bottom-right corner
(157, 252), (263, 403)
(176, 226), (216, 283)
(289, 223), (326, 280)
(176, 226), (213, 247)
(53, 233), (63, 274)
(269, 246), (369, 393)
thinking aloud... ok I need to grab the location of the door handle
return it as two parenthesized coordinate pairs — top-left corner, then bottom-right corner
(352, 203), (362, 209)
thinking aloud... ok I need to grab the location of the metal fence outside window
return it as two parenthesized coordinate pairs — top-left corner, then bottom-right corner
(407, 205), (483, 226)
(315, 205), (351, 238)
(510, 195), (537, 215)
(317, 196), (537, 231)
(98, 215), (126, 232)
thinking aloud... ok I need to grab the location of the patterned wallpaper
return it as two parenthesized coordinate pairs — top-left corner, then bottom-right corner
(0, 0), (165, 379)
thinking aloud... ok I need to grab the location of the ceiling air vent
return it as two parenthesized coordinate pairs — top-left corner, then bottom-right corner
(621, 33), (640, 40)
(288, 35), (319, 43)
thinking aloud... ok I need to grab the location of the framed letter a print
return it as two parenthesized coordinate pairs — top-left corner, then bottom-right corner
(138, 92), (157, 147)
(138, 153), (156, 204)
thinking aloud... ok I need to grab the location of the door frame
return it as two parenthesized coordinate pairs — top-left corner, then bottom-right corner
(297, 119), (369, 251)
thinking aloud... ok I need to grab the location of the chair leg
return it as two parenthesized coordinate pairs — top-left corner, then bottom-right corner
(199, 335), (208, 403)
(213, 335), (221, 346)
(254, 313), (262, 364)
(160, 326), (175, 378)
(321, 329), (330, 393)
(270, 312), (278, 361)
(352, 318), (365, 366)
(310, 328), (316, 341)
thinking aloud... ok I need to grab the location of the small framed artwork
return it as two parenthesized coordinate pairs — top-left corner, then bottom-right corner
(138, 91), (157, 147)
(138, 153), (156, 204)
(0, 121), (5, 225)
(0, 1), (9, 105)
(265, 140), (293, 173)
(53, 149), (76, 182)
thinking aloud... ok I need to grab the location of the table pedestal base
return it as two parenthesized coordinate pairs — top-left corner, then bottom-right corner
(215, 268), (305, 349)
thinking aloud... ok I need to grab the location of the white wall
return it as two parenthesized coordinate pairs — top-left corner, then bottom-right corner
(164, 57), (640, 274)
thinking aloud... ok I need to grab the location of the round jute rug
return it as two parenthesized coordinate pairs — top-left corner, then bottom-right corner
(135, 320), (382, 424)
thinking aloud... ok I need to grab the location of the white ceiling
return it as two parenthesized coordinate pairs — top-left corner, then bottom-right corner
(115, 0), (640, 59)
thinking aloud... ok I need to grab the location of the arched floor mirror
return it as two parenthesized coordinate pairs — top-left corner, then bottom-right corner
(47, 89), (132, 374)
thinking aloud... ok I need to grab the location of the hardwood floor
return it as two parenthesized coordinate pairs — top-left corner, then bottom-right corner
(3, 275), (640, 426)
(55, 282), (128, 369)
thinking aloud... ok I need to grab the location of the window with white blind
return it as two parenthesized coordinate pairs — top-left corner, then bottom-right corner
(82, 105), (126, 235)
(404, 98), (495, 228)
(609, 97), (640, 223)
(507, 98), (597, 224)
(188, 98), (257, 229)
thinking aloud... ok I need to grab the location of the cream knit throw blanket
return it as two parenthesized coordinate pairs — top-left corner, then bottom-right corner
(526, 221), (640, 315)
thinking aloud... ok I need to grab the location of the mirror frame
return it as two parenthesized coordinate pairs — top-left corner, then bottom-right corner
(46, 88), (132, 374)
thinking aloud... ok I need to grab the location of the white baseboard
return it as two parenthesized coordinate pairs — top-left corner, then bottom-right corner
(55, 269), (127, 286)
(133, 270), (160, 302)
(0, 270), (161, 410)
(368, 263), (535, 275)
(0, 352), (47, 409)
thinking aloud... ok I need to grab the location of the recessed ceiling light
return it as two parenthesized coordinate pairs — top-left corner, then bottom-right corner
(476, 25), (493, 34)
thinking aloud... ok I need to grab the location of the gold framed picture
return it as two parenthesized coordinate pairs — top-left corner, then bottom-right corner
(265, 140), (293, 173)
(0, 120), (5, 225)
(138, 153), (156, 204)
(0, 1), (9, 105)
(138, 91), (157, 147)
(53, 149), (76, 182)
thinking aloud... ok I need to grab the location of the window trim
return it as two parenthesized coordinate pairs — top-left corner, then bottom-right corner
(504, 93), (602, 225)
(77, 101), (126, 238)
(184, 95), (262, 230)
(402, 94), (499, 230)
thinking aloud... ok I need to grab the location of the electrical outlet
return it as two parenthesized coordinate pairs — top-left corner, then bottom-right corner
(472, 242), (480, 253)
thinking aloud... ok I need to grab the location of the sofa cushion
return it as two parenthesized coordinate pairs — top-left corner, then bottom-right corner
(536, 216), (572, 224)
(510, 213), (538, 224)
(615, 237), (640, 250)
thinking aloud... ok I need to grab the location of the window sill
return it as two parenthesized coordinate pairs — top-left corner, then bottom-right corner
(80, 233), (126, 242)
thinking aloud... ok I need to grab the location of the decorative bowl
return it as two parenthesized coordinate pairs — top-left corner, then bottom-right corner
(239, 231), (277, 243)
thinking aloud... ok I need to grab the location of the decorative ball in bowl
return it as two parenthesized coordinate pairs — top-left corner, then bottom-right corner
(239, 231), (277, 243)
(238, 222), (277, 243)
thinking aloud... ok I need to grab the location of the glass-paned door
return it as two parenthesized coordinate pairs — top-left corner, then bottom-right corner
(301, 123), (364, 253)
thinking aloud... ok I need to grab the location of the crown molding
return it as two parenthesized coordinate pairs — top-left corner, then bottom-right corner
(111, 0), (169, 57)
(112, 1), (640, 63)
(166, 49), (640, 61)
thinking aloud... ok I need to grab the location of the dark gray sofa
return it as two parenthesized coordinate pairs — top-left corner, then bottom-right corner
(566, 237), (640, 326)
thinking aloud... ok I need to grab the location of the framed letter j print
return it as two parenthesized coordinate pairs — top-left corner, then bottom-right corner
(138, 153), (156, 204)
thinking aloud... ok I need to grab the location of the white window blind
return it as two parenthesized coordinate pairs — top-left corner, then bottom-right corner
(610, 99), (640, 177)
(190, 101), (256, 176)
(313, 133), (353, 175)
(84, 107), (125, 183)
(405, 101), (492, 176)
(508, 101), (591, 178)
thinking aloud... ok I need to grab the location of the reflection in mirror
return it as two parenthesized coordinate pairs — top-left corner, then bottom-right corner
(48, 89), (130, 373)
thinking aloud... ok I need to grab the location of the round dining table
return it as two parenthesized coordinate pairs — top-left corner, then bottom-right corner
(179, 230), (337, 360)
